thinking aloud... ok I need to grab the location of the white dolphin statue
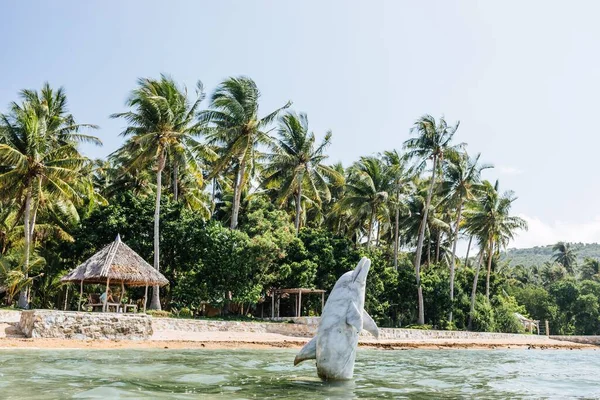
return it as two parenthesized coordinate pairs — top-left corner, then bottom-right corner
(294, 257), (379, 380)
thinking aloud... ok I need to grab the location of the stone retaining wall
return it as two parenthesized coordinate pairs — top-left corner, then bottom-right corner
(9, 310), (590, 343)
(152, 318), (317, 338)
(551, 336), (600, 345)
(19, 310), (152, 340)
(151, 318), (543, 341)
(0, 310), (21, 323)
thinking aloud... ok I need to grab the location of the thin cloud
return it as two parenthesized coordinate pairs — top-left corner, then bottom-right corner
(510, 214), (600, 249)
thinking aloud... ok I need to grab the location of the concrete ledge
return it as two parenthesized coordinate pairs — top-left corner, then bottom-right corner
(0, 310), (21, 323)
(19, 310), (153, 340)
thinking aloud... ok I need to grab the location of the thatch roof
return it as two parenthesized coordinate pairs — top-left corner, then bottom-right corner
(61, 235), (169, 287)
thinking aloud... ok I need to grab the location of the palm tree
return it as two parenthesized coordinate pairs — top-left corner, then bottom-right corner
(336, 157), (390, 249)
(403, 115), (462, 324)
(382, 150), (414, 270)
(552, 242), (577, 274)
(0, 83), (100, 308)
(439, 152), (492, 322)
(262, 112), (341, 233)
(111, 75), (208, 310)
(201, 77), (291, 229)
(464, 179), (527, 326)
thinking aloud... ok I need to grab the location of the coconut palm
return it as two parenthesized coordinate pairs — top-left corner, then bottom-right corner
(335, 157), (391, 249)
(439, 152), (492, 322)
(552, 242), (577, 274)
(0, 83), (99, 308)
(464, 179), (527, 321)
(403, 115), (463, 324)
(262, 112), (341, 233)
(382, 150), (414, 269)
(111, 75), (209, 310)
(201, 77), (291, 229)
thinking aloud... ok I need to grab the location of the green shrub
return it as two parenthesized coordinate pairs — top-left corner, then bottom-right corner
(471, 295), (495, 332)
(179, 307), (193, 318)
(493, 295), (526, 333)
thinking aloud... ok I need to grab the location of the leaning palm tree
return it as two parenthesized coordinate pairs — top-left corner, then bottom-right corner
(403, 115), (463, 324)
(464, 180), (527, 328)
(439, 152), (492, 322)
(111, 75), (208, 310)
(0, 83), (100, 308)
(200, 77), (291, 229)
(552, 242), (577, 274)
(262, 112), (341, 232)
(335, 156), (390, 249)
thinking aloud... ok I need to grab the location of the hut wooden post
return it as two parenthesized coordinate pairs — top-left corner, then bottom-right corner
(298, 290), (302, 317)
(277, 295), (280, 318)
(64, 285), (69, 311)
(271, 290), (275, 319)
(78, 280), (83, 311)
(103, 277), (110, 312)
(143, 285), (148, 313)
(120, 281), (125, 313)
(321, 292), (324, 314)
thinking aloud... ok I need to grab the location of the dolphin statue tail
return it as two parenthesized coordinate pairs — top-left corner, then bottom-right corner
(294, 336), (317, 365)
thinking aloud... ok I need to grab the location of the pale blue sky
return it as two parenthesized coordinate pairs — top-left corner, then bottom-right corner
(1, 1), (599, 249)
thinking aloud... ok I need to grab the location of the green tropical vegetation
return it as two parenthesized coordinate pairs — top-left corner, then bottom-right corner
(1, 76), (600, 335)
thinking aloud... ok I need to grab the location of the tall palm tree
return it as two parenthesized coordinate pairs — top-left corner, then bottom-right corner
(336, 156), (390, 249)
(201, 77), (291, 229)
(0, 83), (100, 308)
(262, 112), (341, 233)
(382, 150), (414, 269)
(552, 242), (577, 274)
(464, 180), (527, 319)
(111, 75), (208, 310)
(403, 115), (462, 324)
(439, 152), (492, 322)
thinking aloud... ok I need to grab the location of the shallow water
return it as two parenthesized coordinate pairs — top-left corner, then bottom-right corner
(0, 348), (598, 399)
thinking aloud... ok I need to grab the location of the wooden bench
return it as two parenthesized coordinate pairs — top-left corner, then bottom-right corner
(86, 294), (120, 312)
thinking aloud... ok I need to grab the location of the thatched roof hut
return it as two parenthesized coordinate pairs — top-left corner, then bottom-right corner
(61, 235), (168, 287)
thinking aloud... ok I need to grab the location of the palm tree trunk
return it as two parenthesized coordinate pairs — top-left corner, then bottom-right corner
(393, 206), (400, 270)
(295, 186), (302, 234)
(231, 156), (247, 229)
(468, 250), (485, 330)
(435, 230), (441, 263)
(376, 220), (381, 247)
(448, 201), (463, 323)
(18, 187), (33, 309)
(485, 240), (494, 300)
(211, 177), (216, 216)
(150, 152), (166, 310)
(414, 154), (438, 325)
(366, 208), (375, 249)
(464, 235), (473, 268)
(173, 162), (178, 202)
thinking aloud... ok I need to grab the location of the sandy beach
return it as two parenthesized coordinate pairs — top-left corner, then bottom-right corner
(0, 322), (593, 350)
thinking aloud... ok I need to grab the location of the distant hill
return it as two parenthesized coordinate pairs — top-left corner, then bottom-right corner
(500, 243), (600, 267)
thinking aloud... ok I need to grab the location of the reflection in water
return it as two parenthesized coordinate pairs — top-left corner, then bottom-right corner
(0, 348), (599, 399)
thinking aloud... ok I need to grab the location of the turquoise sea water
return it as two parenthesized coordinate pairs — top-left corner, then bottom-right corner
(0, 349), (598, 399)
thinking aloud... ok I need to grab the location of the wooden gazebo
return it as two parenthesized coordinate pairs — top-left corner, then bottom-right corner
(270, 288), (326, 318)
(61, 234), (168, 312)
